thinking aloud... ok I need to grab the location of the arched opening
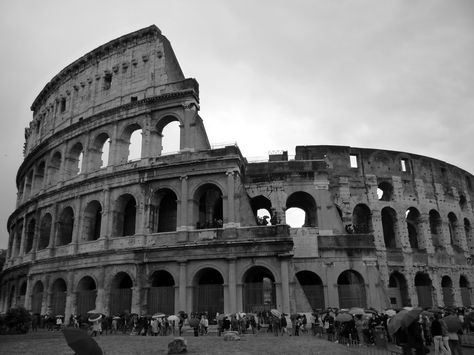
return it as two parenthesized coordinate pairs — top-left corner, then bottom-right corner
(83, 201), (102, 241)
(90, 133), (111, 170)
(38, 213), (52, 250)
(50, 278), (67, 316)
(109, 272), (133, 316)
(76, 276), (97, 318)
(31, 281), (44, 314)
(382, 207), (398, 249)
(13, 220), (23, 257)
(66, 142), (84, 176)
(19, 282), (27, 307)
(286, 191), (317, 227)
(57, 207), (74, 246)
(414, 273), (433, 308)
(387, 272), (410, 308)
(429, 210), (443, 249)
(8, 286), (15, 309)
(377, 181), (393, 201)
(114, 194), (136, 237)
(25, 218), (36, 254)
(250, 195), (274, 226)
(48, 151), (62, 185)
(195, 184), (223, 229)
(24, 170), (34, 198)
(128, 128), (142, 161)
(151, 189), (177, 233)
(459, 195), (468, 210)
(352, 204), (372, 233)
(242, 266), (276, 313)
(337, 270), (367, 308)
(285, 207), (306, 228)
(148, 270), (175, 315)
(441, 276), (454, 307)
(406, 207), (421, 250)
(193, 268), (224, 320)
(295, 271), (325, 311)
(160, 120), (181, 154)
(35, 161), (46, 192)
(448, 212), (460, 249)
(460, 275), (471, 307)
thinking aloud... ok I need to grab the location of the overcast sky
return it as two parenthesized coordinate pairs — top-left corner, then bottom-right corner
(0, 0), (473, 249)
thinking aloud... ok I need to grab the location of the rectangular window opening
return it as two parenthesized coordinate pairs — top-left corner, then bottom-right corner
(350, 154), (358, 168)
(60, 98), (66, 113)
(131, 96), (138, 102)
(401, 158), (409, 172)
(103, 73), (112, 90)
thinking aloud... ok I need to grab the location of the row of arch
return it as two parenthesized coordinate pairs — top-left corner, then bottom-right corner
(19, 117), (181, 202)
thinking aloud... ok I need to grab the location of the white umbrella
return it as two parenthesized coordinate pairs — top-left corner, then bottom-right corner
(168, 315), (179, 322)
(270, 309), (281, 317)
(88, 314), (102, 322)
(152, 313), (166, 319)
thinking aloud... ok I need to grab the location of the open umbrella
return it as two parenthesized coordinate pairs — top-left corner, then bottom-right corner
(401, 308), (423, 328)
(387, 310), (409, 336)
(88, 314), (102, 322)
(442, 315), (462, 332)
(349, 307), (365, 316)
(335, 313), (353, 322)
(62, 328), (103, 355)
(168, 315), (180, 322)
(152, 313), (166, 319)
(385, 309), (397, 317)
(188, 317), (200, 328)
(216, 314), (226, 321)
(270, 309), (281, 317)
(87, 309), (101, 314)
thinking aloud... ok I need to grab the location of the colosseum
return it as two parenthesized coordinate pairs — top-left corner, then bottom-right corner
(1, 25), (473, 321)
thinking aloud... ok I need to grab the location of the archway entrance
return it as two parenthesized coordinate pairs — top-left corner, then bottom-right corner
(387, 272), (409, 308)
(193, 268), (224, 319)
(109, 273), (133, 316)
(415, 273), (433, 308)
(460, 275), (471, 307)
(295, 271), (325, 310)
(243, 266), (276, 313)
(337, 270), (367, 308)
(148, 270), (175, 315)
(50, 279), (67, 316)
(441, 276), (454, 307)
(76, 276), (97, 318)
(31, 281), (44, 314)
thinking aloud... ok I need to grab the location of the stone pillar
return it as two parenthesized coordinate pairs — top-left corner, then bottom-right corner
(178, 262), (187, 313)
(131, 265), (143, 315)
(178, 176), (188, 231)
(71, 196), (82, 254)
(280, 258), (290, 314)
(18, 215), (27, 257)
(65, 272), (76, 321)
(24, 275), (33, 311)
(441, 221), (454, 255)
(228, 259), (237, 314)
(397, 210), (412, 253)
(96, 267), (107, 314)
(323, 262), (339, 308)
(225, 170), (236, 228)
(141, 113), (153, 159)
(419, 213), (434, 253)
(101, 188), (111, 242)
(136, 191), (146, 235)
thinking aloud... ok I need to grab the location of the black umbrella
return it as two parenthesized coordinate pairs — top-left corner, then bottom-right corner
(62, 328), (103, 355)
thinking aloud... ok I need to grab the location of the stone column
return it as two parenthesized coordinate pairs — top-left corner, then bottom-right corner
(71, 196), (82, 254)
(228, 259), (237, 314)
(101, 188), (111, 243)
(65, 272), (76, 321)
(280, 258), (290, 314)
(178, 262), (187, 313)
(225, 170), (236, 228)
(178, 176), (188, 231)
(131, 265), (143, 315)
(419, 213), (434, 253)
(24, 275), (33, 311)
(18, 215), (27, 257)
(96, 267), (107, 314)
(323, 262), (339, 308)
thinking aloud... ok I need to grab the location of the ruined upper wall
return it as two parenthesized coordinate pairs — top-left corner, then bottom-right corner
(24, 25), (191, 157)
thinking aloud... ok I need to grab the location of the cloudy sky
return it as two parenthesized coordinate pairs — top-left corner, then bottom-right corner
(0, 0), (473, 249)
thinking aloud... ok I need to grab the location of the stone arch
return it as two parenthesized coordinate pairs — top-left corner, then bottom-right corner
(83, 200), (102, 241)
(50, 278), (67, 316)
(48, 151), (62, 185)
(90, 132), (111, 170)
(24, 169), (34, 199)
(352, 204), (372, 233)
(113, 193), (137, 237)
(57, 206), (74, 246)
(286, 191), (317, 227)
(13, 220), (23, 257)
(381, 207), (399, 249)
(19, 281), (27, 308)
(406, 207), (421, 250)
(250, 195), (273, 225)
(388, 271), (409, 308)
(31, 281), (44, 314)
(295, 270), (325, 311)
(414, 272), (433, 308)
(38, 213), (52, 250)
(120, 123), (142, 162)
(25, 218), (36, 254)
(151, 188), (177, 233)
(377, 181), (393, 201)
(8, 285), (15, 309)
(464, 218), (473, 253)
(337, 270), (367, 308)
(193, 183), (223, 229)
(66, 142), (84, 176)
(448, 212), (461, 250)
(429, 210), (443, 249)
(193, 267), (224, 318)
(76, 276), (97, 318)
(158, 116), (181, 155)
(441, 275), (454, 307)
(109, 272), (133, 316)
(148, 270), (175, 315)
(460, 275), (471, 307)
(35, 160), (46, 192)
(242, 266), (276, 313)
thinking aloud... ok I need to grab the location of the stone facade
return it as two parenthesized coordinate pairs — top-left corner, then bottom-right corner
(1, 25), (473, 320)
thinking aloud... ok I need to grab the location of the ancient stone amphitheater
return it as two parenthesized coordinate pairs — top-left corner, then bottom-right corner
(1, 25), (473, 320)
